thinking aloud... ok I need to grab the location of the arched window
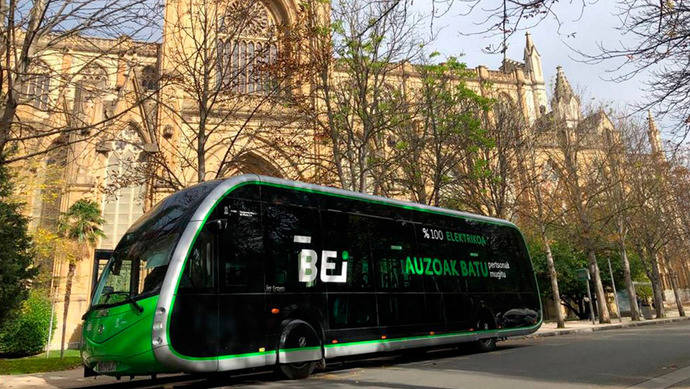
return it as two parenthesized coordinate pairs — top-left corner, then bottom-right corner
(23, 61), (52, 111)
(140, 65), (158, 91)
(220, 152), (283, 178)
(29, 140), (67, 230)
(217, 0), (279, 94)
(100, 127), (146, 249)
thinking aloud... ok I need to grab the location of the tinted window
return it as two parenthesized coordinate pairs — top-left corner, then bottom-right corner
(226, 183), (261, 201)
(329, 295), (377, 328)
(263, 203), (322, 291)
(368, 217), (421, 292)
(262, 185), (319, 209)
(220, 199), (264, 292)
(484, 226), (534, 293)
(414, 215), (493, 294)
(321, 211), (373, 292)
(179, 227), (216, 292)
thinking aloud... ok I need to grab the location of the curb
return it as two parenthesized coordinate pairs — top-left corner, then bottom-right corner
(522, 315), (690, 339)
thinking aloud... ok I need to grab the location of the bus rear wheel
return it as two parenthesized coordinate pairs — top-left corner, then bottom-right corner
(473, 320), (497, 352)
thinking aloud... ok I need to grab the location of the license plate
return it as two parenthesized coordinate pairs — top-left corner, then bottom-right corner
(96, 361), (117, 373)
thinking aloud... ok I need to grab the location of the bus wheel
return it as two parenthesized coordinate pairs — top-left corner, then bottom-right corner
(474, 320), (497, 352)
(279, 361), (317, 380)
(277, 320), (321, 380)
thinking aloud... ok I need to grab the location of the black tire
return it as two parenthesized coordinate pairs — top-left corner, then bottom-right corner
(279, 361), (317, 380)
(277, 320), (322, 380)
(473, 320), (497, 352)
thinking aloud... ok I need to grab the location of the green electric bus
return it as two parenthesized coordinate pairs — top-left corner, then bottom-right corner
(81, 175), (541, 379)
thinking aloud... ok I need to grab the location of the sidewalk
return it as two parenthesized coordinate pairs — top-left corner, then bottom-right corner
(530, 305), (690, 338)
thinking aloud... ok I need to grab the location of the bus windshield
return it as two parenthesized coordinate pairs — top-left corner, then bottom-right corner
(91, 231), (178, 307)
(91, 180), (222, 308)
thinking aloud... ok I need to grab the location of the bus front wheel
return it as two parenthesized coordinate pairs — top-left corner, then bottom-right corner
(277, 319), (322, 379)
(279, 361), (317, 380)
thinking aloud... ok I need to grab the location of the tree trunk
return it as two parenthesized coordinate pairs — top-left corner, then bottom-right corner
(670, 272), (686, 317)
(587, 250), (611, 324)
(648, 252), (665, 319)
(664, 254), (686, 317)
(619, 236), (640, 321)
(542, 230), (564, 328)
(60, 262), (76, 358)
(197, 117), (206, 183)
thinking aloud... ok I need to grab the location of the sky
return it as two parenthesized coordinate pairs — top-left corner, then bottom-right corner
(410, 1), (664, 132)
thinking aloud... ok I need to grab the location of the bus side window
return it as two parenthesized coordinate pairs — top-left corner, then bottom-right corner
(368, 217), (425, 326)
(179, 228), (216, 291)
(368, 218), (421, 292)
(322, 211), (376, 329)
(509, 228), (534, 292)
(263, 203), (322, 290)
(320, 212), (373, 292)
(221, 199), (264, 292)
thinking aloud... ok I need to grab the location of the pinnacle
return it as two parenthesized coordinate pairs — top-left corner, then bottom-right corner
(646, 110), (664, 158)
(554, 66), (575, 102)
(525, 31), (534, 50)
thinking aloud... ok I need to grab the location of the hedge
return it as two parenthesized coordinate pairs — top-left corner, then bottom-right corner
(0, 290), (53, 357)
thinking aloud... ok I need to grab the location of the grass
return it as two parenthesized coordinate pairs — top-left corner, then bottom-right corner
(0, 350), (82, 375)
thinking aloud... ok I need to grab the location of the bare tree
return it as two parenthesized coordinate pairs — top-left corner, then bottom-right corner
(599, 115), (642, 321)
(537, 108), (614, 323)
(0, 0), (162, 162)
(122, 0), (311, 191)
(291, 0), (426, 194)
(626, 150), (674, 318)
(518, 111), (569, 328)
(456, 0), (577, 57)
(580, 1), (690, 142)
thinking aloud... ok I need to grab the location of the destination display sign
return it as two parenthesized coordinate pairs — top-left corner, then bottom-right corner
(421, 227), (488, 246)
(414, 225), (511, 281)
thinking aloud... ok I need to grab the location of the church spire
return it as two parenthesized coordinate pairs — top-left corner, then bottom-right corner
(553, 66), (575, 102)
(523, 32), (543, 84)
(550, 66), (581, 128)
(647, 110), (665, 160)
(525, 31), (535, 52)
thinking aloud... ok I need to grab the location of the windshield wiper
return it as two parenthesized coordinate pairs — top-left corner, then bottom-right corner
(82, 293), (144, 319)
(123, 295), (144, 313)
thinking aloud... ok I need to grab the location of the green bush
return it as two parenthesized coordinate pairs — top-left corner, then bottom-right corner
(0, 290), (53, 357)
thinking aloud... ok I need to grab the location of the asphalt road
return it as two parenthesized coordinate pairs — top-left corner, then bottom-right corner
(8, 321), (690, 389)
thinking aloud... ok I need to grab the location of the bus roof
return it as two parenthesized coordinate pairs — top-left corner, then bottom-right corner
(191, 174), (518, 230)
